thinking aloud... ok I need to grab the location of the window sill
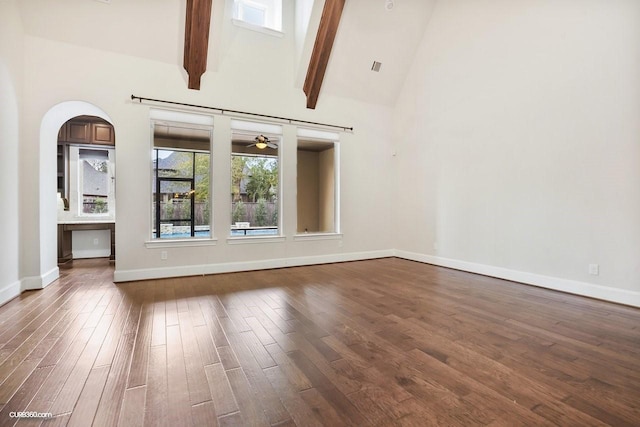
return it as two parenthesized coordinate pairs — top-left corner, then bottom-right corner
(232, 19), (284, 38)
(293, 233), (343, 241)
(227, 235), (286, 245)
(145, 238), (218, 248)
(58, 219), (115, 225)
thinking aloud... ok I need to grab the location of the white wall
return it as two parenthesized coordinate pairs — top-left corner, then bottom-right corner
(0, 0), (24, 304)
(394, 0), (640, 306)
(20, 16), (395, 282)
(72, 230), (111, 259)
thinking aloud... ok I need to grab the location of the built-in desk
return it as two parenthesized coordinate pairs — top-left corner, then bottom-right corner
(58, 221), (115, 264)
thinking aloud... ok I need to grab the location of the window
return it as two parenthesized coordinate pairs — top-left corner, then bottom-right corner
(152, 121), (212, 239)
(231, 121), (281, 237)
(233, 0), (282, 32)
(78, 148), (113, 215)
(238, 1), (266, 26)
(65, 145), (115, 218)
(297, 130), (339, 235)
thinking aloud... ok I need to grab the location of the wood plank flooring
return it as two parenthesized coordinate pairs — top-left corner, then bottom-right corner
(0, 257), (639, 426)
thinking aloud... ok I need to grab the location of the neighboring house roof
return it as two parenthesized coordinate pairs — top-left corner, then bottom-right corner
(154, 151), (181, 174)
(152, 152), (202, 195)
(82, 160), (108, 197)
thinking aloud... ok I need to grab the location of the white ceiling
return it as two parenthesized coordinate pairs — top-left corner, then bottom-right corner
(17, 0), (437, 107)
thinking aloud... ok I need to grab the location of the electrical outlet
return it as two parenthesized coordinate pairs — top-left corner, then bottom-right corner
(589, 264), (599, 275)
(161, 251), (168, 260)
(93, 238), (99, 245)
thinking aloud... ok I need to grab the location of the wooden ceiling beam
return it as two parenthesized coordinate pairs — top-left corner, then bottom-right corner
(303, 0), (346, 109)
(184, 0), (213, 90)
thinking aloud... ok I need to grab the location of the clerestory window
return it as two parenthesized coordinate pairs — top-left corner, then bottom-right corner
(233, 0), (282, 32)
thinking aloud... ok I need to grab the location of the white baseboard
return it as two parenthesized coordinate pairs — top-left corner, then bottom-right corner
(21, 267), (60, 291)
(0, 280), (21, 307)
(6, 250), (638, 310)
(0, 267), (60, 307)
(394, 250), (640, 308)
(41, 266), (60, 288)
(113, 250), (394, 282)
(21, 275), (42, 291)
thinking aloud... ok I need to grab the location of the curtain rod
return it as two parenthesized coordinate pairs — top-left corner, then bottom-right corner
(131, 95), (354, 132)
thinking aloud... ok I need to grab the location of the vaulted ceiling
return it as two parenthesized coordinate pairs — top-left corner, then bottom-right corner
(319, 0), (437, 106)
(17, 0), (437, 108)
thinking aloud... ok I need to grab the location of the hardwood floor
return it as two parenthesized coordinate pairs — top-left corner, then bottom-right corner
(0, 257), (639, 426)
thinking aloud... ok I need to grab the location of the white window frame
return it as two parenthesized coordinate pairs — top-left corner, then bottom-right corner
(228, 120), (285, 244)
(145, 109), (217, 247)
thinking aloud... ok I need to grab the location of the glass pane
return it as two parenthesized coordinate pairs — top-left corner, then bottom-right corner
(80, 148), (109, 214)
(83, 196), (108, 214)
(230, 138), (279, 237)
(159, 220), (192, 239)
(239, 3), (265, 26)
(159, 181), (192, 221)
(155, 150), (194, 178)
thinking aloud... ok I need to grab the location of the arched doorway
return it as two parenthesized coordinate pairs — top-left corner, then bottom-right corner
(57, 115), (116, 265)
(39, 102), (115, 287)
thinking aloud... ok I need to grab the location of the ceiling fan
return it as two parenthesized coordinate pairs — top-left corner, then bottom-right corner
(247, 134), (277, 150)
